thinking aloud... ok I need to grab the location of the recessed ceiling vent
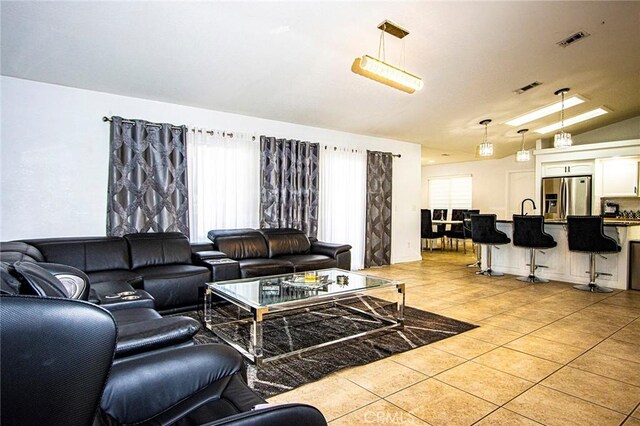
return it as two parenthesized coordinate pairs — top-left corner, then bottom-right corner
(514, 81), (543, 94)
(557, 31), (591, 48)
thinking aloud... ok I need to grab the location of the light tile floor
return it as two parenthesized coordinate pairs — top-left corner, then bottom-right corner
(268, 249), (640, 425)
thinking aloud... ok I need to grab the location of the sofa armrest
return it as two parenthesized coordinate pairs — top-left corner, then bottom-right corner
(207, 403), (327, 426)
(310, 241), (352, 258)
(191, 242), (215, 252)
(101, 345), (245, 424)
(38, 262), (91, 301)
(115, 316), (200, 358)
(192, 250), (228, 263)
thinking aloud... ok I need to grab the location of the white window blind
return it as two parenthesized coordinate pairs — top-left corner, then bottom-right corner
(428, 175), (473, 211)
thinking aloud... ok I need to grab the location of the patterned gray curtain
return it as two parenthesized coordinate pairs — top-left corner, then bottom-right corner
(107, 116), (189, 236)
(260, 136), (319, 237)
(364, 150), (393, 267)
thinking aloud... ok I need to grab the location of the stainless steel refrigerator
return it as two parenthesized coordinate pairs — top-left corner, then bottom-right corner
(542, 175), (592, 220)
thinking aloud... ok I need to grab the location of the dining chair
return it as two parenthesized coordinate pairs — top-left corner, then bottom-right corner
(421, 209), (445, 251)
(432, 209), (448, 235)
(445, 209), (467, 250)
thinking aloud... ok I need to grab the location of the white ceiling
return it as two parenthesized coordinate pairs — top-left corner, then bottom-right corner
(2, 1), (639, 164)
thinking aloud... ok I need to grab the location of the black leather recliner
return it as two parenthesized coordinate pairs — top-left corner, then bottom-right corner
(0, 294), (327, 426)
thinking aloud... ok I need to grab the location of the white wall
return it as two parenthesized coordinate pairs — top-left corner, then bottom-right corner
(422, 155), (534, 220)
(0, 76), (422, 263)
(573, 116), (640, 145)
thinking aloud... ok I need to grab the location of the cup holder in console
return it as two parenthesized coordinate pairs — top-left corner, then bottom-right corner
(121, 295), (141, 300)
(104, 290), (138, 299)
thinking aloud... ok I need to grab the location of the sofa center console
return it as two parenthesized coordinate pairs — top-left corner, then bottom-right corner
(95, 288), (156, 311)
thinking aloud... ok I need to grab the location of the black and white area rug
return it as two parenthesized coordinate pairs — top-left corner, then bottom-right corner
(181, 296), (477, 399)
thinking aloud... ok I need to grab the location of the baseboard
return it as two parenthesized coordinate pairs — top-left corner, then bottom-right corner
(391, 255), (422, 264)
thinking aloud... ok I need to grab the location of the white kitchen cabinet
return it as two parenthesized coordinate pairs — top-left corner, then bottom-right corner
(601, 158), (639, 196)
(543, 161), (593, 177)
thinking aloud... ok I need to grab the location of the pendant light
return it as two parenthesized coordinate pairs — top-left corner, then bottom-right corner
(553, 88), (573, 148)
(515, 128), (530, 162)
(352, 20), (423, 94)
(478, 119), (493, 157)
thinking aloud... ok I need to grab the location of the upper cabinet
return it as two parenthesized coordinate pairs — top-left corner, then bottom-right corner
(601, 158), (639, 197)
(542, 160), (594, 177)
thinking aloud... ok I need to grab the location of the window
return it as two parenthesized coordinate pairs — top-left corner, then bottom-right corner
(428, 175), (473, 211)
(318, 146), (367, 270)
(187, 130), (260, 242)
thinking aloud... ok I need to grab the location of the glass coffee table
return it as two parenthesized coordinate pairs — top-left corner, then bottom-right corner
(204, 268), (405, 365)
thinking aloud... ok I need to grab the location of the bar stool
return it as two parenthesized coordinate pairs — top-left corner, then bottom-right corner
(471, 214), (511, 276)
(463, 210), (480, 265)
(421, 209), (445, 251)
(567, 216), (621, 293)
(512, 215), (557, 283)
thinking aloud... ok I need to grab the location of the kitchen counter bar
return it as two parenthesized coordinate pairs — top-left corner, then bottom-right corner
(486, 220), (640, 290)
(497, 219), (640, 227)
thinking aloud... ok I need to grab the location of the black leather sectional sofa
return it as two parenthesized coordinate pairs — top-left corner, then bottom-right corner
(0, 259), (201, 363)
(0, 229), (348, 425)
(1, 229), (352, 312)
(2, 232), (210, 313)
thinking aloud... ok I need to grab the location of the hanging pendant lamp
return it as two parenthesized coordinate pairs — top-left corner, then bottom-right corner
(515, 129), (530, 162)
(553, 88), (573, 148)
(478, 119), (493, 157)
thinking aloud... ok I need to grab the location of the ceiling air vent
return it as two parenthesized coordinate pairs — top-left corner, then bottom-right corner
(514, 81), (543, 94)
(557, 31), (591, 48)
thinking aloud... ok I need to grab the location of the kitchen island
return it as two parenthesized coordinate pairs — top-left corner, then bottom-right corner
(486, 219), (640, 290)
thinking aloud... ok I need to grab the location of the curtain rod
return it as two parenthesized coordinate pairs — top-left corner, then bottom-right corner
(324, 145), (401, 158)
(189, 127), (257, 141)
(102, 116), (184, 130)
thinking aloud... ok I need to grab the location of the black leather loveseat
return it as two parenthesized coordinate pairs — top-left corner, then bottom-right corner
(206, 228), (352, 278)
(1, 232), (212, 313)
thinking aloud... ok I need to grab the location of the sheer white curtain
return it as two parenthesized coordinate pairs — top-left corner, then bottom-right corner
(318, 146), (367, 270)
(187, 129), (260, 242)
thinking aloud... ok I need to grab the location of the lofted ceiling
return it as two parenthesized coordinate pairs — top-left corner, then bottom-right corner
(2, 1), (639, 164)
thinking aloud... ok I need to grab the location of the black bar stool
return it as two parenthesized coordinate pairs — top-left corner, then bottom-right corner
(471, 214), (511, 276)
(463, 210), (480, 266)
(567, 216), (621, 293)
(512, 215), (557, 283)
(421, 209), (445, 251)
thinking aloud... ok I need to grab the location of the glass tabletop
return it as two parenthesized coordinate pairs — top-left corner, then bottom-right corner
(208, 268), (400, 309)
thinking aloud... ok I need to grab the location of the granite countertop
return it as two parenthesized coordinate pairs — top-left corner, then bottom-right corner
(496, 219), (640, 227)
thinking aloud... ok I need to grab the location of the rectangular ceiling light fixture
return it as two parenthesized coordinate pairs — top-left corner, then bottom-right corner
(533, 107), (609, 134)
(352, 19), (423, 94)
(352, 55), (423, 94)
(505, 95), (585, 127)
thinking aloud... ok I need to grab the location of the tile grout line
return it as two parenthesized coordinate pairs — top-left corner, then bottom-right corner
(323, 254), (640, 425)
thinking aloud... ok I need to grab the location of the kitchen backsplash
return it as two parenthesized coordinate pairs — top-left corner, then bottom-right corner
(600, 196), (640, 218)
